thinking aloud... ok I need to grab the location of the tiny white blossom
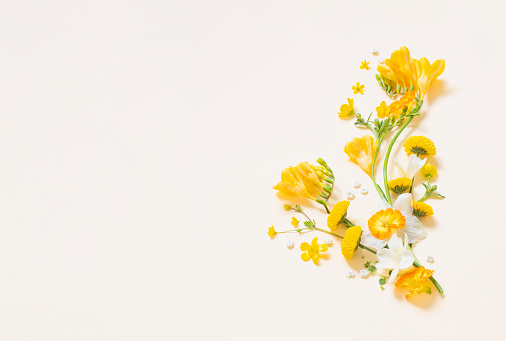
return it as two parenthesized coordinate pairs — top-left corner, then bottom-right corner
(372, 49), (378, 55)
(346, 191), (355, 200)
(360, 269), (370, 278)
(378, 57), (385, 63)
(427, 256), (434, 263)
(286, 240), (294, 249)
(353, 180), (361, 188)
(346, 270), (355, 278)
(361, 187), (368, 195)
(323, 238), (333, 246)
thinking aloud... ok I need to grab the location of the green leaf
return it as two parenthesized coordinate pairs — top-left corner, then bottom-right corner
(303, 221), (313, 228)
(379, 278), (386, 285)
(361, 256), (365, 259)
(380, 286), (385, 291)
(364, 261), (370, 268)
(368, 266), (377, 272)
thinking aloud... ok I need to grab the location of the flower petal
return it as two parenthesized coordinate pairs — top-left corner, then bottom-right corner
(391, 156), (407, 177)
(361, 228), (388, 249)
(388, 266), (400, 284)
(402, 215), (427, 243)
(405, 154), (426, 178)
(399, 251), (415, 269)
(387, 235), (402, 253)
(312, 253), (319, 265)
(300, 242), (310, 251)
(393, 193), (413, 216)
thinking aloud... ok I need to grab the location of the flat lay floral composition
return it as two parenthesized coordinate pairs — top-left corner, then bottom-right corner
(268, 46), (446, 299)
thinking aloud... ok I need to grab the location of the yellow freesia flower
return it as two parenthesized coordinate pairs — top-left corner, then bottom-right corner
(352, 82), (365, 94)
(395, 266), (434, 298)
(273, 162), (326, 200)
(338, 98), (355, 119)
(360, 60), (369, 70)
(377, 46), (445, 98)
(420, 163), (437, 180)
(300, 237), (328, 265)
(376, 101), (390, 118)
(344, 135), (378, 177)
(268, 225), (277, 238)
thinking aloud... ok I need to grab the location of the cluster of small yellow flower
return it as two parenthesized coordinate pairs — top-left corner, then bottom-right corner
(268, 47), (446, 300)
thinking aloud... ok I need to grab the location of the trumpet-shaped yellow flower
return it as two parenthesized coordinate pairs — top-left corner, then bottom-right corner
(388, 177), (413, 194)
(341, 225), (362, 260)
(268, 225), (277, 238)
(420, 163), (437, 180)
(360, 60), (369, 70)
(344, 135), (378, 177)
(403, 136), (436, 158)
(338, 98), (355, 119)
(327, 200), (350, 231)
(412, 201), (434, 217)
(352, 82), (365, 95)
(395, 266), (434, 298)
(300, 237), (328, 265)
(376, 101), (390, 119)
(377, 46), (445, 98)
(273, 162), (326, 200)
(291, 217), (299, 227)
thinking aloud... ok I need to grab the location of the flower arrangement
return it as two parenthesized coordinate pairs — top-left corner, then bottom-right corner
(268, 46), (445, 299)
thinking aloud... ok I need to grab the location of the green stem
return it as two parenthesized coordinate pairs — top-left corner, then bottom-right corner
(383, 116), (415, 205)
(408, 244), (443, 294)
(417, 180), (430, 202)
(371, 134), (388, 202)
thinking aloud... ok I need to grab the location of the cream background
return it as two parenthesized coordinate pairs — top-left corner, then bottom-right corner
(0, 0), (505, 340)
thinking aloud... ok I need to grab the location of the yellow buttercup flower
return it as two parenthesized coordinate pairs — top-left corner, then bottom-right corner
(388, 177), (413, 194)
(352, 82), (365, 95)
(338, 98), (355, 119)
(327, 200), (350, 231)
(341, 225), (362, 260)
(273, 162), (326, 200)
(403, 136), (436, 158)
(376, 101), (390, 119)
(420, 163), (437, 180)
(300, 237), (328, 265)
(360, 60), (369, 70)
(388, 90), (417, 119)
(268, 225), (277, 238)
(395, 266), (434, 298)
(412, 201), (434, 217)
(377, 46), (445, 98)
(368, 208), (406, 240)
(291, 217), (299, 227)
(344, 135), (378, 177)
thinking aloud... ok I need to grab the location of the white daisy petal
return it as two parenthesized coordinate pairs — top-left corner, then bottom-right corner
(388, 266), (400, 284)
(361, 228), (388, 249)
(393, 193), (413, 216)
(403, 215), (427, 243)
(405, 154), (426, 178)
(387, 235), (402, 253)
(399, 251), (415, 269)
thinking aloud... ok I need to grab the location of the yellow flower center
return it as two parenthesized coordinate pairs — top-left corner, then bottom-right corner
(368, 208), (406, 240)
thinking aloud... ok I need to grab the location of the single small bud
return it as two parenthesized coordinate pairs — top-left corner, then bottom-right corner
(316, 198), (326, 206)
(387, 85), (392, 93)
(375, 74), (381, 81)
(323, 185), (332, 194)
(325, 177), (334, 184)
(316, 158), (327, 167)
(409, 85), (414, 91)
(284, 204), (292, 210)
(396, 84), (401, 93)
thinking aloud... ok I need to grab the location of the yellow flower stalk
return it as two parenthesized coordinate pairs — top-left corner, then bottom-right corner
(352, 82), (365, 94)
(420, 163), (438, 180)
(344, 135), (378, 177)
(395, 266), (434, 298)
(300, 237), (328, 265)
(268, 225), (277, 238)
(387, 177), (413, 194)
(412, 201), (434, 217)
(327, 200), (350, 231)
(341, 225), (362, 260)
(377, 46), (445, 98)
(403, 136), (436, 158)
(273, 162), (326, 200)
(376, 101), (390, 118)
(338, 98), (355, 119)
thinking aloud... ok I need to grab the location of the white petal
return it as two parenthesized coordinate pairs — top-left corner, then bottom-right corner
(372, 197), (390, 212)
(393, 193), (413, 216)
(387, 234), (402, 253)
(391, 156), (407, 177)
(403, 215), (427, 243)
(388, 266), (400, 284)
(361, 228), (388, 249)
(399, 251), (415, 269)
(405, 155), (426, 178)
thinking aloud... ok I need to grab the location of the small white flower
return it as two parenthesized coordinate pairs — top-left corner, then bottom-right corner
(360, 269), (370, 278)
(346, 270), (355, 278)
(286, 240), (294, 249)
(427, 256), (434, 263)
(372, 49), (378, 55)
(323, 238), (333, 246)
(353, 180), (361, 188)
(346, 191), (355, 200)
(361, 187), (368, 195)
(376, 234), (415, 283)
(378, 57), (385, 63)
(392, 154), (426, 179)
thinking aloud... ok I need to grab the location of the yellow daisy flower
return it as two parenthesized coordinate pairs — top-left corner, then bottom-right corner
(376, 101), (390, 118)
(268, 225), (277, 238)
(420, 163), (438, 180)
(412, 201), (434, 217)
(387, 177), (413, 194)
(291, 217), (299, 227)
(395, 266), (434, 298)
(403, 136), (436, 158)
(377, 46), (445, 98)
(327, 200), (350, 231)
(300, 237), (328, 265)
(273, 162), (327, 200)
(344, 135), (378, 177)
(368, 208), (406, 240)
(352, 82), (365, 95)
(360, 60), (369, 70)
(341, 225), (362, 260)
(338, 98), (355, 119)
